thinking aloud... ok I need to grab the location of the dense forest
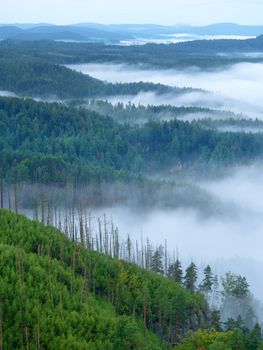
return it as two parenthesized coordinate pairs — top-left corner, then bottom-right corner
(0, 59), (197, 99)
(1, 97), (263, 186)
(80, 99), (243, 124)
(1, 35), (263, 349)
(0, 208), (262, 349)
(0, 209), (207, 349)
(1, 37), (263, 68)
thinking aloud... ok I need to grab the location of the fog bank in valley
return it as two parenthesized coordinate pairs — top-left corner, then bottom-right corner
(103, 91), (256, 118)
(120, 34), (255, 46)
(68, 62), (263, 117)
(90, 164), (263, 300)
(0, 90), (17, 97)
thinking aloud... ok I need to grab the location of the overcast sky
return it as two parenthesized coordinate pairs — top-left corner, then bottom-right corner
(0, 0), (262, 25)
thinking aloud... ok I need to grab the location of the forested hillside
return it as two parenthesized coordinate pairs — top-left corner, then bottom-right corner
(0, 209), (209, 349)
(0, 59), (195, 99)
(1, 97), (263, 186)
(0, 208), (262, 349)
(1, 34), (263, 350)
(1, 23), (262, 43)
(82, 99), (241, 124)
(1, 38), (263, 68)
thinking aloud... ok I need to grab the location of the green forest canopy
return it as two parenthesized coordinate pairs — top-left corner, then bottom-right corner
(0, 209), (207, 349)
(0, 208), (262, 349)
(1, 96), (263, 185)
(1, 38), (263, 68)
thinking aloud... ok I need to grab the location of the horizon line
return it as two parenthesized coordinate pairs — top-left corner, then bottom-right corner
(1, 22), (263, 27)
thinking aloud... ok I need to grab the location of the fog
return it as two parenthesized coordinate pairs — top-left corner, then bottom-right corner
(217, 125), (263, 133)
(218, 52), (263, 59)
(63, 61), (263, 301)
(13, 164), (263, 301)
(119, 34), (255, 46)
(86, 164), (263, 300)
(10, 163), (263, 308)
(0, 90), (17, 97)
(102, 91), (256, 117)
(68, 62), (263, 117)
(2, 56), (262, 318)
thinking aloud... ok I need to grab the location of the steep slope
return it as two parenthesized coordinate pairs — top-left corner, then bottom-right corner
(0, 59), (106, 98)
(0, 209), (208, 348)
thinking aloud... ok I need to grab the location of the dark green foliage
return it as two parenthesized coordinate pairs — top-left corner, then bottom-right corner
(150, 246), (164, 274)
(211, 310), (222, 331)
(81, 99), (240, 125)
(222, 273), (250, 299)
(0, 59), (194, 99)
(0, 59), (104, 98)
(1, 38), (263, 69)
(184, 262), (198, 293)
(221, 273), (256, 329)
(246, 323), (262, 350)
(0, 96), (134, 184)
(167, 259), (183, 284)
(2, 97), (263, 186)
(200, 265), (214, 295)
(0, 209), (209, 348)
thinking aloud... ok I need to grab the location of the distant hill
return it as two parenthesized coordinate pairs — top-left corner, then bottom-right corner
(1, 36), (263, 70)
(0, 25), (24, 37)
(0, 24), (128, 42)
(0, 59), (196, 98)
(0, 23), (263, 43)
(73, 22), (263, 37)
(173, 23), (263, 36)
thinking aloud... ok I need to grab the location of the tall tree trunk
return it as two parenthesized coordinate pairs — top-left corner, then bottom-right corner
(0, 177), (3, 209)
(8, 189), (11, 211)
(14, 183), (18, 214)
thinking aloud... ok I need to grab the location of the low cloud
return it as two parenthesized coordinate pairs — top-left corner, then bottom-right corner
(87, 164), (263, 300)
(0, 90), (17, 97)
(68, 62), (263, 117)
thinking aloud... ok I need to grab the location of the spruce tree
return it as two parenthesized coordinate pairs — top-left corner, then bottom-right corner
(150, 246), (164, 274)
(167, 259), (183, 284)
(246, 323), (262, 350)
(199, 265), (214, 297)
(184, 262), (198, 293)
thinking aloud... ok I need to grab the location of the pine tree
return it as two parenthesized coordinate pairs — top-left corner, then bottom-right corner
(199, 265), (214, 298)
(167, 259), (183, 284)
(222, 273), (249, 299)
(184, 262), (198, 293)
(246, 323), (262, 350)
(210, 310), (221, 331)
(150, 246), (164, 274)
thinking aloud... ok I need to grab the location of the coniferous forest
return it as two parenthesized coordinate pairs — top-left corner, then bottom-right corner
(1, 209), (263, 350)
(1, 19), (263, 349)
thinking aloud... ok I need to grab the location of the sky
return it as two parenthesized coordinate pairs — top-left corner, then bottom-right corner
(0, 0), (262, 26)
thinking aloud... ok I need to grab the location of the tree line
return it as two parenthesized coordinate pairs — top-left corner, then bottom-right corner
(0, 205), (262, 349)
(0, 59), (195, 99)
(1, 96), (263, 187)
(1, 38), (263, 69)
(0, 209), (209, 348)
